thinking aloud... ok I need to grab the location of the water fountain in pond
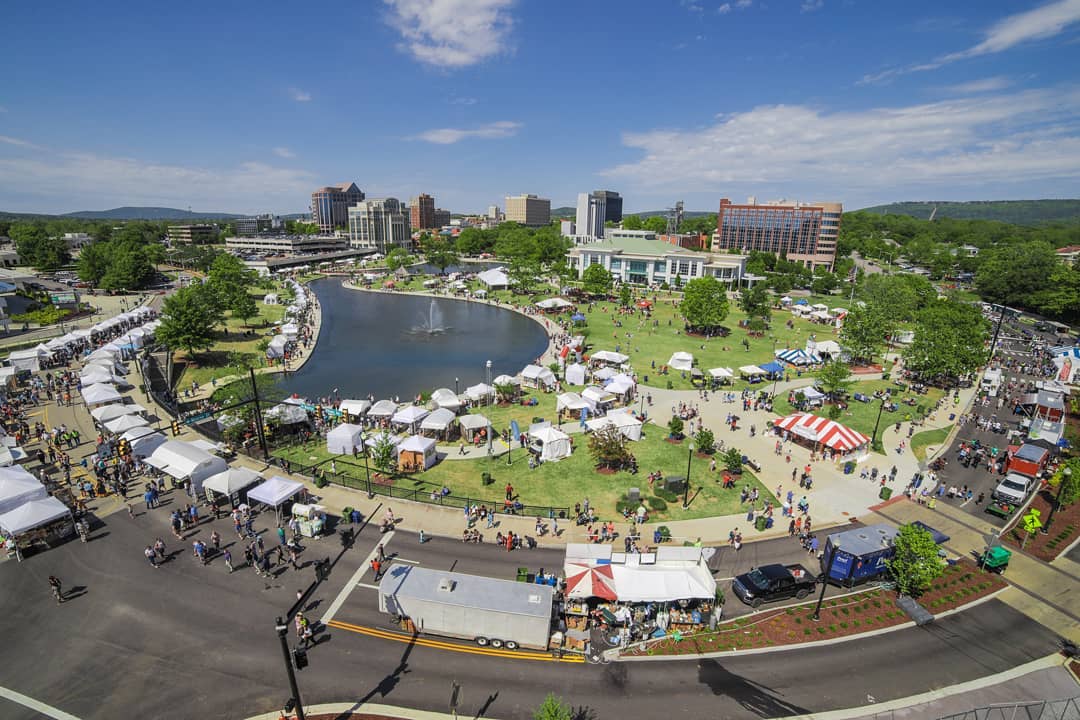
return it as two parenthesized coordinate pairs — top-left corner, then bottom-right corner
(410, 298), (449, 335)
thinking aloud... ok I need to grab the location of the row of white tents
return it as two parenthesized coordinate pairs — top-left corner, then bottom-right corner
(5, 308), (158, 373)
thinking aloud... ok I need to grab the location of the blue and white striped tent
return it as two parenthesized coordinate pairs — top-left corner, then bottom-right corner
(776, 348), (821, 366)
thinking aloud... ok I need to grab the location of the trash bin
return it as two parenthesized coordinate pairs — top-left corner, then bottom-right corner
(949, 413), (956, 421)
(755, 515), (768, 532)
(879, 486), (893, 501)
(844, 461), (855, 475)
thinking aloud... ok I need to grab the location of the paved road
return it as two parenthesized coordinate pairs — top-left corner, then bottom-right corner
(0, 501), (1063, 720)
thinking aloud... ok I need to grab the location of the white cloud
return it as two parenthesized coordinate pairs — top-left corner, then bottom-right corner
(943, 76), (1015, 94)
(272, 146), (296, 159)
(735, 0), (753, 8)
(450, 96), (478, 105)
(0, 135), (36, 148)
(289, 87), (312, 102)
(801, 0), (824, 12)
(602, 88), (1080, 198)
(717, 3), (731, 14)
(681, 0), (704, 12)
(412, 120), (522, 144)
(860, 0), (1080, 84)
(383, 0), (514, 68)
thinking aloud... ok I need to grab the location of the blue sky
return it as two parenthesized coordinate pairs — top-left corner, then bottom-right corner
(2, 0), (1080, 215)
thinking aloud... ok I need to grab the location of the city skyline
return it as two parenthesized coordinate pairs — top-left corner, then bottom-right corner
(2, 1), (1079, 215)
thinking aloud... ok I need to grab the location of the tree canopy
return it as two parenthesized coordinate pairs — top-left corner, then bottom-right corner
(680, 276), (730, 331)
(581, 264), (613, 297)
(156, 284), (224, 357)
(886, 523), (943, 597)
(902, 299), (989, 381)
(10, 223), (70, 270)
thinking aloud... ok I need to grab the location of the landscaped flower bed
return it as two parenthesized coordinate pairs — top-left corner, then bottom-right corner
(623, 561), (1006, 657)
(1002, 489), (1080, 562)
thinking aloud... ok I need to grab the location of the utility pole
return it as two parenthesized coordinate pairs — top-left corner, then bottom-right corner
(250, 368), (270, 460)
(988, 304), (1007, 363)
(275, 616), (306, 720)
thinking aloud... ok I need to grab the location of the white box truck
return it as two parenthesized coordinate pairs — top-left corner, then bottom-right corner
(378, 565), (555, 651)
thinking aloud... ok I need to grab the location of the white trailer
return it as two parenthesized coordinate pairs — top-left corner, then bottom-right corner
(378, 565), (555, 651)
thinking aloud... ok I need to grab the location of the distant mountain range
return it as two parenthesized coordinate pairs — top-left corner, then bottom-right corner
(61, 206), (248, 220)
(856, 199), (1080, 226)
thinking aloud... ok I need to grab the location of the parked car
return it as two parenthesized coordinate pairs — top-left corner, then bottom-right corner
(732, 564), (817, 608)
(992, 473), (1036, 506)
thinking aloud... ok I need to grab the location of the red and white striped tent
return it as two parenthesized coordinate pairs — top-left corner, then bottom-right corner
(774, 412), (870, 454)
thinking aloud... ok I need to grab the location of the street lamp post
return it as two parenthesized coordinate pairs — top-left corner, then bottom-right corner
(275, 616), (306, 720)
(1043, 466), (1071, 534)
(455, 377), (459, 395)
(870, 395), (888, 451)
(811, 539), (840, 622)
(683, 443), (694, 509)
(988, 304), (1007, 363)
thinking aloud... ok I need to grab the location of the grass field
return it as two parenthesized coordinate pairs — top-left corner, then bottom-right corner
(911, 425), (954, 461)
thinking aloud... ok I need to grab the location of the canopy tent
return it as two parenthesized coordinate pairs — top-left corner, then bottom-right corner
(581, 386), (616, 412)
(430, 388), (461, 412)
(368, 399), (399, 419)
(799, 386), (826, 402)
(759, 361), (785, 376)
(398, 435), (438, 471)
(810, 340), (842, 357)
(85, 356), (128, 374)
(565, 363), (588, 386)
(265, 403), (309, 425)
(0, 445), (28, 467)
(591, 350), (629, 366)
(0, 496), (71, 536)
(247, 476), (304, 508)
(419, 408), (456, 435)
(593, 366), (617, 382)
(530, 426), (571, 462)
(7, 349), (43, 372)
(203, 467), (262, 500)
(263, 293), (279, 305)
(80, 368), (125, 386)
(465, 383), (495, 403)
(338, 399), (372, 419)
(327, 423), (365, 455)
(81, 383), (123, 406)
(0, 466), (47, 515)
(104, 414), (150, 434)
(458, 413), (491, 441)
(668, 351), (694, 371)
(391, 405), (429, 432)
(564, 545), (716, 602)
(536, 297), (573, 311)
(492, 374), (519, 388)
(776, 348), (821, 366)
(738, 366), (766, 377)
(124, 428), (167, 458)
(144, 441), (228, 493)
(0, 367), (15, 388)
(266, 335), (290, 359)
(774, 412), (870, 455)
(91, 403), (145, 422)
(557, 392), (590, 413)
(477, 267), (509, 289)
(708, 367), (734, 379)
(585, 410), (643, 441)
(280, 322), (300, 338)
(565, 562), (618, 601)
(521, 364), (557, 389)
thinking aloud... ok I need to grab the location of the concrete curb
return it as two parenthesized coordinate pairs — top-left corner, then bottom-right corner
(243, 700), (499, 720)
(617, 587), (1007, 662)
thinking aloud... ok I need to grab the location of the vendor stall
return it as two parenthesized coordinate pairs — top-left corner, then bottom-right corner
(0, 466), (47, 515)
(773, 412), (870, 460)
(0, 496), (74, 560)
(522, 364), (557, 390)
(327, 423), (365, 455)
(528, 426), (571, 462)
(465, 383), (495, 405)
(564, 363), (588, 386)
(398, 435), (438, 471)
(368, 399), (399, 421)
(247, 476), (305, 517)
(91, 403), (146, 423)
(144, 440), (229, 494)
(203, 467), (262, 508)
(291, 502), (328, 538)
(419, 408), (456, 439)
(391, 405), (429, 433)
(338, 399), (372, 420)
(458, 414), (491, 445)
(81, 383), (123, 406)
(430, 388), (461, 412)
(591, 350), (629, 367)
(668, 352), (694, 371)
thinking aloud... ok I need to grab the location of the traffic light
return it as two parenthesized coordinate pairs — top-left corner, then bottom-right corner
(342, 410), (351, 424)
(171, 420), (181, 436)
(118, 439), (131, 457)
(292, 648), (308, 670)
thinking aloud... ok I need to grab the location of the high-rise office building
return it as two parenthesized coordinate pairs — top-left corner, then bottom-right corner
(593, 190), (622, 224)
(504, 194), (551, 227)
(433, 208), (451, 228)
(487, 205), (502, 222)
(575, 192), (607, 241)
(166, 224), (216, 244)
(712, 198), (842, 270)
(311, 182), (364, 233)
(409, 193), (436, 230)
(235, 214), (282, 236)
(348, 198), (410, 253)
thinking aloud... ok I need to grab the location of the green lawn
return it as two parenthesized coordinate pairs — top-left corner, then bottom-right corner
(911, 425), (954, 461)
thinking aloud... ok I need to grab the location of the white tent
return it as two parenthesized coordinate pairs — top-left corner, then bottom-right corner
(247, 476), (304, 508)
(465, 383), (495, 403)
(420, 408), (456, 435)
(280, 322), (300, 338)
(430, 388), (462, 412)
(708, 367), (734, 379)
(581, 385), (616, 412)
(392, 405), (429, 432)
(398, 435), (438, 470)
(7, 349), (43, 372)
(85, 357), (127, 375)
(338, 399), (372, 418)
(668, 351), (694, 371)
(458, 414), (491, 440)
(492, 374), (520, 388)
(565, 363), (588, 386)
(536, 297), (573, 310)
(812, 340), (843, 357)
(203, 467), (262, 501)
(529, 426), (571, 462)
(606, 378), (635, 397)
(81, 383), (123, 406)
(557, 392), (590, 413)
(593, 366), (616, 382)
(477, 267), (509, 289)
(522, 364), (556, 389)
(738, 365), (766, 378)
(265, 403), (309, 425)
(266, 335), (290, 359)
(0, 466), (47, 515)
(145, 441), (228, 494)
(80, 368), (123, 386)
(263, 293), (279, 305)
(125, 428), (167, 458)
(92, 403), (145, 422)
(586, 410), (643, 441)
(327, 423), (365, 455)
(368, 399), (399, 419)
(0, 496), (71, 536)
(104, 414), (150, 434)
(591, 350), (629, 366)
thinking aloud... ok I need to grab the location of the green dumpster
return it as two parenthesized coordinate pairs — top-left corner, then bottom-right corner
(878, 486), (893, 501)
(982, 546), (1011, 574)
(755, 515), (768, 532)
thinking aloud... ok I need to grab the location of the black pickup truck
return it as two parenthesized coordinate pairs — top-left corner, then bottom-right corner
(732, 563), (817, 608)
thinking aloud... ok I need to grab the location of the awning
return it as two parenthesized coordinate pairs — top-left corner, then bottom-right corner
(247, 476), (304, 508)
(774, 412), (870, 452)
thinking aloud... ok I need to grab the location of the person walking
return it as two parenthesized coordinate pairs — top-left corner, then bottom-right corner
(49, 575), (64, 604)
(145, 545), (159, 568)
(277, 524), (286, 547)
(371, 557), (383, 581)
(223, 548), (234, 573)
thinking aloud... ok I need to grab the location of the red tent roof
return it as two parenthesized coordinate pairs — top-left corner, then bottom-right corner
(774, 412), (870, 452)
(564, 562), (617, 601)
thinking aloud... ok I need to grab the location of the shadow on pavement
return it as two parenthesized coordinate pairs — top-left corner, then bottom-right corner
(698, 659), (809, 717)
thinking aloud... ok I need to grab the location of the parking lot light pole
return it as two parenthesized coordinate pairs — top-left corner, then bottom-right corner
(870, 396), (887, 451)
(275, 616), (305, 720)
(1043, 466), (1071, 534)
(811, 539), (839, 622)
(684, 443), (694, 509)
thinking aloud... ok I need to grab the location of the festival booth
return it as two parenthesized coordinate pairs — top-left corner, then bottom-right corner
(398, 435), (438, 471)
(0, 496), (74, 560)
(430, 388), (462, 413)
(266, 335), (290, 359)
(0, 444), (28, 467)
(122, 426), (167, 458)
(392, 405), (429, 434)
(465, 383), (495, 406)
(528, 426), (572, 462)
(557, 392), (590, 415)
(591, 350), (629, 368)
(773, 412), (870, 461)
(144, 441), (228, 495)
(581, 386), (616, 413)
(758, 361), (785, 379)
(708, 367), (734, 386)
(536, 297), (573, 313)
(327, 423), (365, 455)
(368, 400), (399, 422)
(776, 349), (820, 367)
(265, 403), (309, 426)
(263, 293), (279, 305)
(562, 544), (719, 642)
(202, 466), (262, 508)
(738, 365), (766, 381)
(492, 374), (521, 399)
(103, 414), (149, 434)
(291, 502), (328, 538)
(522, 364), (557, 390)
(605, 374), (636, 401)
(477, 267), (509, 289)
(565, 363), (588, 386)
(791, 386), (826, 409)
(419, 408), (456, 439)
(79, 367), (123, 386)
(668, 352), (694, 372)
(7, 348), (46, 373)
(338, 399), (372, 421)
(458, 414), (491, 445)
(81, 383), (123, 407)
(585, 409), (643, 441)
(593, 366), (616, 382)
(810, 340), (842, 360)
(247, 476), (306, 521)
(0, 367), (17, 391)
(280, 323), (300, 340)
(0, 466), (47, 515)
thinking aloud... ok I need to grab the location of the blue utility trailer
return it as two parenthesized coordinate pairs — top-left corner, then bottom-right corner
(819, 522), (949, 586)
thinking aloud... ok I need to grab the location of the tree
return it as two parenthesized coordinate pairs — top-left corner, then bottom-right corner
(815, 360), (852, 400)
(508, 256), (539, 295)
(533, 693), (573, 720)
(667, 416), (684, 439)
(581, 264), (613, 297)
(618, 285), (632, 308)
(10, 223), (70, 270)
(385, 247), (414, 272)
(1050, 459), (1080, 508)
(902, 299), (989, 381)
(976, 241), (1058, 308)
(622, 215), (644, 230)
(101, 245), (154, 290)
(370, 434), (398, 477)
(230, 290), (259, 328)
(643, 216), (668, 233)
(695, 427), (716, 454)
(77, 241), (112, 285)
(588, 424), (634, 471)
(156, 284), (223, 357)
(738, 283), (771, 324)
(886, 523), (943, 597)
(721, 446), (743, 473)
(494, 382), (516, 403)
(840, 305), (886, 364)
(422, 236), (460, 274)
(680, 276), (730, 332)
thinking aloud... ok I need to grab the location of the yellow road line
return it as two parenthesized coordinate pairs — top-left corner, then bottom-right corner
(326, 619), (584, 663)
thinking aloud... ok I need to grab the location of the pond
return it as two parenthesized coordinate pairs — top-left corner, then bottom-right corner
(279, 277), (550, 400)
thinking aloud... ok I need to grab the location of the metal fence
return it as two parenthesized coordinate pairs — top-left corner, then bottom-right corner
(933, 698), (1080, 720)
